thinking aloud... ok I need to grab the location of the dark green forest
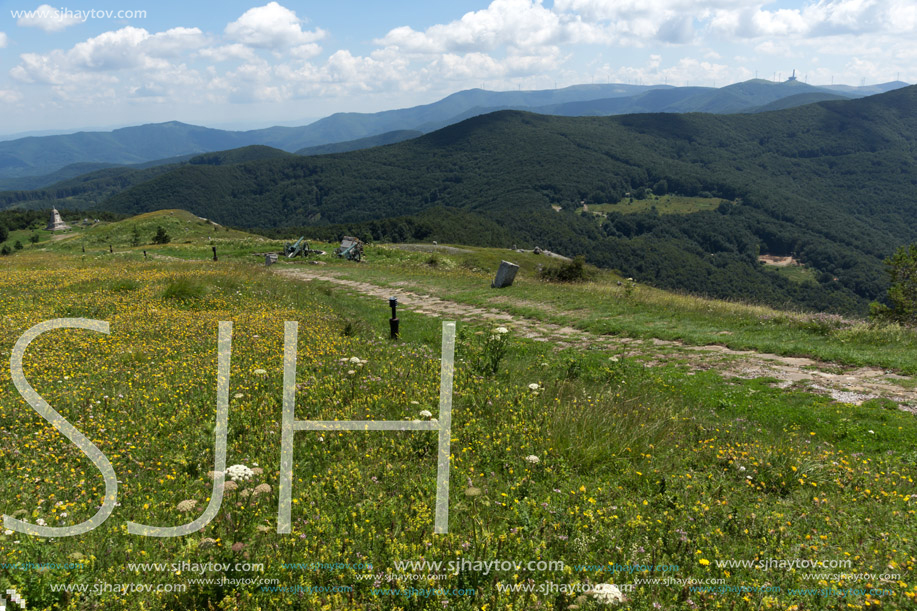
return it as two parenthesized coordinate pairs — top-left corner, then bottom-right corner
(4, 86), (917, 314)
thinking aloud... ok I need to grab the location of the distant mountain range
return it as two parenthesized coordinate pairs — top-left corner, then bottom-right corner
(0, 79), (907, 187)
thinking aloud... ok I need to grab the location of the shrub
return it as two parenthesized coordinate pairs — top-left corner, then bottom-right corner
(871, 243), (917, 325)
(539, 255), (594, 283)
(152, 226), (171, 245)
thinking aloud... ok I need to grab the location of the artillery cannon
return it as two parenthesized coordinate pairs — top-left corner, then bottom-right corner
(283, 237), (325, 258)
(335, 236), (364, 261)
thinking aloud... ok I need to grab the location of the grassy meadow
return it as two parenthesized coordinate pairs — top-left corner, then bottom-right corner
(583, 195), (731, 217)
(0, 213), (915, 610)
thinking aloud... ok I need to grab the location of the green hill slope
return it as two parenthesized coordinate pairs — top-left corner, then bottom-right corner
(296, 130), (422, 155)
(44, 208), (260, 252)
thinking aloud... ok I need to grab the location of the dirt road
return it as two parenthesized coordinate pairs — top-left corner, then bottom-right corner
(277, 268), (917, 412)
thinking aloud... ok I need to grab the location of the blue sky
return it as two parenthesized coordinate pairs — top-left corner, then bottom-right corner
(0, 0), (914, 133)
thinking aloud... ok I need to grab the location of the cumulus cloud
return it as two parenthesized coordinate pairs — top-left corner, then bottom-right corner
(710, 0), (917, 40)
(11, 26), (206, 84)
(197, 43), (258, 63)
(17, 3), (83, 32)
(367, 0), (585, 92)
(656, 15), (694, 43)
(289, 43), (322, 59)
(224, 2), (325, 49)
(376, 0), (595, 54)
(0, 32), (8, 48)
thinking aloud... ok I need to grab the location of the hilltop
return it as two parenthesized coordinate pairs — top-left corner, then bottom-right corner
(4, 209), (267, 256)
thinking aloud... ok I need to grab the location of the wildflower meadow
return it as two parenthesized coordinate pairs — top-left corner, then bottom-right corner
(1, 243), (915, 610)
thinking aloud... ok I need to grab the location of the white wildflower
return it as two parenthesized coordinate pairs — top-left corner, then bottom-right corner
(226, 464), (254, 482)
(253, 368), (267, 375)
(419, 410), (433, 418)
(528, 383), (541, 391)
(591, 583), (625, 604)
(525, 455), (541, 464)
(494, 327), (509, 334)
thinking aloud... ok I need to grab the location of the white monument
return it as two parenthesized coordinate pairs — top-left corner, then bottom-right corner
(46, 208), (70, 231)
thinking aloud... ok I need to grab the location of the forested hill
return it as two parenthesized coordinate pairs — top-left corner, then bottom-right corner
(51, 86), (917, 312)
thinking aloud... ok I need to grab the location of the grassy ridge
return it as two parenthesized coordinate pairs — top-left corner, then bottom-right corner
(280, 242), (917, 375)
(18, 210), (917, 374)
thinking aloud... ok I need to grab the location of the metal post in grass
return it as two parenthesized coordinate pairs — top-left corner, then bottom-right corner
(212, 246), (217, 262)
(389, 297), (399, 339)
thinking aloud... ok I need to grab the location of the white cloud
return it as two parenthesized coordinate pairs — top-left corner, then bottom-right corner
(656, 15), (694, 43)
(710, 0), (917, 40)
(11, 26), (206, 84)
(290, 43), (322, 59)
(17, 4), (83, 32)
(0, 32), (8, 48)
(197, 43), (258, 63)
(594, 54), (747, 88)
(224, 2), (325, 49)
(366, 0), (583, 93)
(376, 0), (589, 54)
(755, 40), (797, 56)
(0, 89), (23, 103)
